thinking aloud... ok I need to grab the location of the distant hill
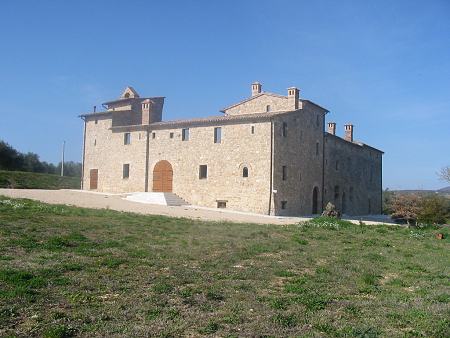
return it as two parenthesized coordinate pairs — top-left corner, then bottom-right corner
(390, 187), (450, 198)
(437, 186), (450, 194)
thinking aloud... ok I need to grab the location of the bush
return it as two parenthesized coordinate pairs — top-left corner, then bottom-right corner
(321, 202), (341, 218)
(417, 196), (449, 225)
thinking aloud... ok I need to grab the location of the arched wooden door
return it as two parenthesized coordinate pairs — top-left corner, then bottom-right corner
(153, 160), (173, 192)
(312, 186), (319, 214)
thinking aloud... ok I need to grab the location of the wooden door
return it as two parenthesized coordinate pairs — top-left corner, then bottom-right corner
(153, 161), (173, 192)
(90, 169), (98, 190)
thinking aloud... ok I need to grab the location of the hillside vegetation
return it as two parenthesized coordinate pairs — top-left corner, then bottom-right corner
(0, 197), (448, 337)
(0, 170), (80, 190)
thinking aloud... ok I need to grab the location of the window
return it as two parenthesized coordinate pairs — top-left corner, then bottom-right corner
(217, 201), (227, 208)
(316, 142), (319, 156)
(152, 132), (156, 139)
(282, 166), (287, 181)
(199, 165), (207, 179)
(282, 122), (287, 137)
(94, 139), (96, 146)
(182, 128), (189, 141)
(316, 115), (320, 127)
(335, 161), (339, 171)
(170, 132), (174, 139)
(124, 132), (131, 145)
(214, 127), (221, 143)
(266, 105), (271, 112)
(242, 167), (249, 177)
(123, 164), (130, 179)
(251, 126), (255, 134)
(334, 185), (340, 200)
(281, 201), (287, 209)
(95, 119), (98, 124)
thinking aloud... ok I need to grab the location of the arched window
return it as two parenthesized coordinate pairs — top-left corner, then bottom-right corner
(124, 92), (130, 98)
(243, 167), (249, 177)
(266, 105), (271, 112)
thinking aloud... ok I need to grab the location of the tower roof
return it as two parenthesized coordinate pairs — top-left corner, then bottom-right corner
(120, 86), (140, 99)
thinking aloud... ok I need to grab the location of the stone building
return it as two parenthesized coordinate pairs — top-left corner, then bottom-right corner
(80, 83), (383, 216)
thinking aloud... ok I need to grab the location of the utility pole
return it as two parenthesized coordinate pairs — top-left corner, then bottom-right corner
(61, 140), (65, 176)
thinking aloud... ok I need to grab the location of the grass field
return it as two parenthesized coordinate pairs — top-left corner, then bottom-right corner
(0, 197), (449, 337)
(0, 170), (80, 190)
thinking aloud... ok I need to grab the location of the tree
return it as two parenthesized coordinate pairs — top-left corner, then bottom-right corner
(389, 194), (422, 226)
(438, 166), (450, 183)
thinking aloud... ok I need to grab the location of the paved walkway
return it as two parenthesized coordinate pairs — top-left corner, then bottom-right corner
(0, 189), (392, 225)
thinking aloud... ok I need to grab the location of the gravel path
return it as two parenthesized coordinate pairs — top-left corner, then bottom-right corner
(0, 189), (392, 225)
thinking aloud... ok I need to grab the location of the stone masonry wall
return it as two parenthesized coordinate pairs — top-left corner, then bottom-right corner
(148, 121), (273, 214)
(272, 105), (325, 216)
(324, 134), (382, 215)
(83, 114), (147, 193)
(224, 94), (297, 115)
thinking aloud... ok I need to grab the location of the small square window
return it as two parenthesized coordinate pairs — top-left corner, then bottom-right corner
(282, 166), (287, 181)
(123, 164), (130, 179)
(281, 201), (287, 209)
(182, 128), (189, 141)
(199, 165), (207, 179)
(214, 127), (221, 143)
(170, 132), (174, 139)
(124, 132), (131, 145)
(217, 201), (227, 208)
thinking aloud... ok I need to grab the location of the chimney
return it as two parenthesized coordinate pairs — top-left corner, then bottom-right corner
(141, 100), (152, 125)
(327, 122), (336, 135)
(344, 124), (354, 142)
(251, 82), (262, 96)
(287, 87), (299, 110)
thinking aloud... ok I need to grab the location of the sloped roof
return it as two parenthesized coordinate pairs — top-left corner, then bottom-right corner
(220, 92), (287, 113)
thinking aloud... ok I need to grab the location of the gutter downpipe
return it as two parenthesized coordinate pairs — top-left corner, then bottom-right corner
(144, 127), (150, 192)
(268, 118), (274, 215)
(80, 116), (87, 190)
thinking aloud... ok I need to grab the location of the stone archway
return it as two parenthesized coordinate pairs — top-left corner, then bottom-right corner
(153, 160), (173, 192)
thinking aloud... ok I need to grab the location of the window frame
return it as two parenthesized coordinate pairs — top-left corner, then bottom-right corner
(214, 127), (222, 144)
(182, 128), (190, 141)
(123, 163), (130, 179)
(124, 132), (131, 145)
(282, 165), (287, 181)
(199, 165), (208, 179)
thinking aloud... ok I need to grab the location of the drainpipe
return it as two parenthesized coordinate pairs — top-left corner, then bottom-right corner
(144, 127), (150, 192)
(268, 119), (274, 215)
(321, 115), (325, 212)
(80, 116), (87, 190)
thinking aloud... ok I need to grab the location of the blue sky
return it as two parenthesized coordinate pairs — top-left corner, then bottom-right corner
(0, 0), (449, 189)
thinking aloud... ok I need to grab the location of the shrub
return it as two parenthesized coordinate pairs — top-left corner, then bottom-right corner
(417, 196), (449, 225)
(321, 202), (341, 218)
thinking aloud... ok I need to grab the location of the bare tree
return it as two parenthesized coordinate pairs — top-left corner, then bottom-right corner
(438, 166), (450, 183)
(389, 194), (422, 226)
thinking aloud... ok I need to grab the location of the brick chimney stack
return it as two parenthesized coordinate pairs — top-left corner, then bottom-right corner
(251, 82), (262, 96)
(344, 124), (354, 142)
(287, 87), (299, 110)
(327, 122), (336, 135)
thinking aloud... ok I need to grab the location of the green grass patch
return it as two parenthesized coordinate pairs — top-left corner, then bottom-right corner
(0, 196), (448, 336)
(0, 170), (80, 189)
